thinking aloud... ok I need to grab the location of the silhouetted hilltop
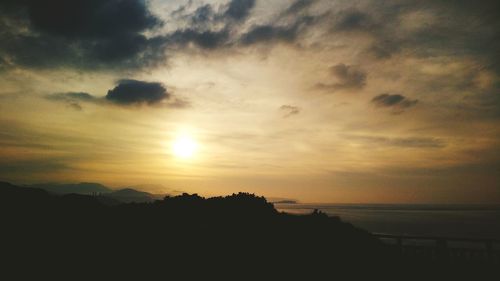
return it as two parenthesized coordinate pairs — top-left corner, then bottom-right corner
(106, 188), (156, 203)
(0, 181), (51, 206)
(0, 182), (495, 279)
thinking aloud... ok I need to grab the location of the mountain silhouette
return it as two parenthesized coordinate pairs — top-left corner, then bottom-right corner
(28, 182), (111, 195)
(106, 188), (156, 203)
(26, 182), (164, 203)
(0, 181), (496, 279)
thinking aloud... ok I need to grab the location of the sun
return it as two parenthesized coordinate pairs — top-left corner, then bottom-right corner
(171, 135), (197, 158)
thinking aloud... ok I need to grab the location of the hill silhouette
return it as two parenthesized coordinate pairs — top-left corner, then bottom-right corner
(26, 182), (164, 203)
(106, 188), (156, 203)
(28, 182), (111, 195)
(0, 181), (496, 279)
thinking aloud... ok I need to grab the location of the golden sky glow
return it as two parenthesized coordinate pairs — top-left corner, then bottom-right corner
(172, 134), (198, 159)
(0, 0), (499, 203)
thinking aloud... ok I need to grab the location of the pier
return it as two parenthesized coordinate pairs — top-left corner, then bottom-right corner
(374, 233), (500, 263)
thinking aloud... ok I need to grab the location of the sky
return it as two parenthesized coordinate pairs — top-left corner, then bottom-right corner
(0, 0), (499, 203)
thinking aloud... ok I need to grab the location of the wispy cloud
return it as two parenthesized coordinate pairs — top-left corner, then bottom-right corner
(371, 93), (418, 113)
(315, 64), (367, 92)
(280, 105), (301, 117)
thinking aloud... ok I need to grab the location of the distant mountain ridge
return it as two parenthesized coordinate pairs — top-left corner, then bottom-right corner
(28, 182), (111, 195)
(108, 188), (158, 203)
(25, 182), (164, 203)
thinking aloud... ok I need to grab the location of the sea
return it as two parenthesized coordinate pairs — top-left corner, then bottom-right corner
(274, 203), (500, 239)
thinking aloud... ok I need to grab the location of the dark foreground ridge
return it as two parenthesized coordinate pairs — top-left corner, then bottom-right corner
(0, 182), (496, 279)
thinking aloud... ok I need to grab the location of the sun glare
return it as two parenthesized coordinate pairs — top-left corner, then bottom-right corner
(172, 136), (197, 158)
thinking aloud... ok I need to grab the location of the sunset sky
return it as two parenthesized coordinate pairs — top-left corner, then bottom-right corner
(0, 0), (499, 203)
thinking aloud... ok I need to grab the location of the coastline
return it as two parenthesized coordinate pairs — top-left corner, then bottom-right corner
(275, 203), (500, 239)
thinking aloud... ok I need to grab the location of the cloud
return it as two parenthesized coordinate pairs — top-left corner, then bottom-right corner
(26, 0), (160, 38)
(46, 92), (99, 103)
(224, 0), (256, 21)
(190, 4), (215, 25)
(0, 0), (165, 69)
(240, 25), (298, 45)
(176, 0), (256, 25)
(346, 135), (445, 149)
(371, 93), (418, 107)
(167, 98), (191, 109)
(315, 64), (367, 92)
(342, 1), (500, 67)
(371, 93), (418, 113)
(168, 28), (230, 50)
(1, 0), (498, 85)
(330, 64), (367, 88)
(280, 105), (300, 117)
(105, 79), (170, 106)
(46, 80), (187, 109)
(164, 0), (258, 50)
(167, 0), (321, 49)
(283, 0), (317, 16)
(240, 15), (319, 46)
(334, 9), (377, 32)
(45, 92), (100, 110)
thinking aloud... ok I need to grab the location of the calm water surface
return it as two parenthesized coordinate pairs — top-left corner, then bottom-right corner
(275, 203), (500, 239)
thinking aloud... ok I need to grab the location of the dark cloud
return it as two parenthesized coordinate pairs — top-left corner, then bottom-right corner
(334, 10), (377, 32)
(224, 0), (256, 21)
(315, 64), (367, 92)
(369, 39), (402, 59)
(0, 34), (80, 68)
(1, 0), (498, 78)
(327, 7), (405, 59)
(89, 34), (150, 63)
(26, 0), (160, 38)
(106, 79), (170, 106)
(176, 0), (255, 26)
(174, 0), (500, 74)
(371, 93), (419, 113)
(320, 1), (500, 118)
(0, 0), (165, 69)
(168, 29), (230, 50)
(284, 0), (317, 15)
(46, 80), (187, 109)
(167, 0), (321, 49)
(166, 0), (260, 50)
(191, 4), (215, 25)
(240, 25), (298, 45)
(0, 0), (322, 66)
(240, 15), (318, 46)
(280, 105), (300, 117)
(330, 64), (367, 88)
(353, 1), (499, 67)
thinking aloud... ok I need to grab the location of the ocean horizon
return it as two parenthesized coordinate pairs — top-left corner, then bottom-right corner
(275, 203), (500, 239)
